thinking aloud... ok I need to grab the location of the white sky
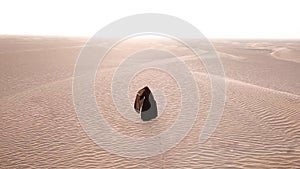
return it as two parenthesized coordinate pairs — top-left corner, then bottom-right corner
(0, 0), (299, 39)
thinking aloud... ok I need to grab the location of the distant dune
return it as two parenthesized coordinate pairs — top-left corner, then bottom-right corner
(0, 36), (299, 168)
(271, 47), (300, 63)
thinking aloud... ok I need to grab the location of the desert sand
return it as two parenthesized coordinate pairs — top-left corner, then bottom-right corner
(0, 35), (299, 168)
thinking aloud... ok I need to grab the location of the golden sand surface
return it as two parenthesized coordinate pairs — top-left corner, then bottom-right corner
(0, 36), (299, 168)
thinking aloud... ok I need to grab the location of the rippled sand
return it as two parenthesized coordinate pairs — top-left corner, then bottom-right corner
(1, 36), (299, 168)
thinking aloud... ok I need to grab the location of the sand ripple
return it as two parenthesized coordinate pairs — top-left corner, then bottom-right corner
(1, 37), (299, 168)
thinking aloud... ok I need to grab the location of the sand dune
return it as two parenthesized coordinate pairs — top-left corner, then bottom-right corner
(271, 47), (300, 63)
(0, 36), (299, 168)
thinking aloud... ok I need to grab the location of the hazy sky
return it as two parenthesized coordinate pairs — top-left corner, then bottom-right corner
(0, 0), (299, 39)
